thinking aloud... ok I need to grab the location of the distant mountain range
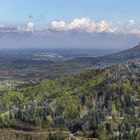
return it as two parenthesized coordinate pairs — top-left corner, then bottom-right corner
(71, 43), (140, 66)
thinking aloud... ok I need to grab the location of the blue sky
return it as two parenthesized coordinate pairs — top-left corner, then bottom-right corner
(0, 0), (140, 48)
(1, 0), (140, 25)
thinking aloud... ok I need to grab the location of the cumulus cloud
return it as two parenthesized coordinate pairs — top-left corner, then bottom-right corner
(50, 17), (96, 32)
(0, 18), (139, 36)
(26, 22), (34, 32)
(51, 21), (67, 31)
(50, 17), (117, 33)
(97, 20), (118, 33)
(0, 18), (140, 49)
(128, 19), (136, 26)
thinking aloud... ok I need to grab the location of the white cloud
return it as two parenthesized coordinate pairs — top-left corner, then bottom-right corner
(50, 17), (94, 31)
(50, 17), (116, 33)
(128, 19), (136, 26)
(26, 22), (34, 32)
(97, 20), (118, 33)
(0, 18), (140, 36)
(51, 21), (67, 31)
(68, 17), (96, 31)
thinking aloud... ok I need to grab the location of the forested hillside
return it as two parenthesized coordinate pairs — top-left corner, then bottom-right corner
(0, 61), (140, 139)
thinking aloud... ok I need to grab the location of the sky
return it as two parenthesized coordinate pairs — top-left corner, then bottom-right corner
(0, 0), (140, 49)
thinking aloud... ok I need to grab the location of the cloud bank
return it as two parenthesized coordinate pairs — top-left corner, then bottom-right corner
(0, 17), (140, 48)
(50, 17), (117, 33)
(0, 17), (139, 34)
(49, 17), (140, 35)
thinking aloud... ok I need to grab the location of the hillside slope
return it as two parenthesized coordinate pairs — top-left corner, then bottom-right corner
(71, 43), (140, 66)
(0, 61), (140, 139)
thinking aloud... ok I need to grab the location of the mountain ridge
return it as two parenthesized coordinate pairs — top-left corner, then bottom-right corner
(70, 43), (140, 66)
